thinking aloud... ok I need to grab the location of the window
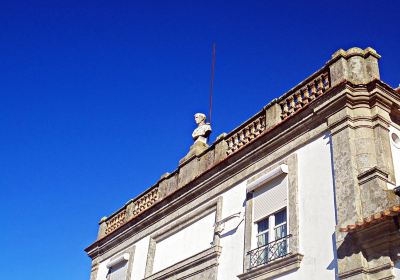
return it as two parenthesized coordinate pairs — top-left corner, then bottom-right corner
(256, 218), (269, 248)
(241, 159), (302, 279)
(108, 262), (128, 280)
(106, 253), (130, 280)
(274, 209), (287, 240)
(251, 209), (288, 267)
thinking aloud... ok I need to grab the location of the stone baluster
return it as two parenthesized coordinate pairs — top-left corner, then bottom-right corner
(295, 91), (303, 110)
(309, 82), (317, 99)
(254, 119), (261, 135)
(249, 123), (255, 140)
(316, 77), (324, 96)
(235, 133), (241, 147)
(259, 117), (264, 128)
(233, 134), (239, 150)
(240, 130), (245, 146)
(245, 126), (251, 142)
(288, 96), (295, 115)
(226, 138), (233, 151)
(323, 73), (329, 89)
(302, 87), (310, 104)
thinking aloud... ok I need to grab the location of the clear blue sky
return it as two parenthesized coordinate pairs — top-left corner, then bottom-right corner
(0, 1), (399, 279)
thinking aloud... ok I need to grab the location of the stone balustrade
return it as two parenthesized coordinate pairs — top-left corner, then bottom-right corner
(130, 187), (159, 217)
(225, 69), (330, 156)
(104, 208), (127, 235)
(279, 71), (330, 120)
(226, 113), (266, 155)
(102, 187), (160, 237)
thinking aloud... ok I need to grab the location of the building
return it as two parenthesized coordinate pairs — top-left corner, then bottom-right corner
(85, 47), (400, 280)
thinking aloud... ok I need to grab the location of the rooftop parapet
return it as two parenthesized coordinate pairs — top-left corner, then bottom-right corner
(96, 47), (382, 240)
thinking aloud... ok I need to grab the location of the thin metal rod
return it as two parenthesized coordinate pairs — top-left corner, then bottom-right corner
(209, 42), (216, 124)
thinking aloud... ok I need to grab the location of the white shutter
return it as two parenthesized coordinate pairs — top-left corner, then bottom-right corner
(109, 262), (128, 280)
(253, 175), (287, 222)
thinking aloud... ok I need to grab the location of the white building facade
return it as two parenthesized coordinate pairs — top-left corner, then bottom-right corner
(86, 47), (400, 280)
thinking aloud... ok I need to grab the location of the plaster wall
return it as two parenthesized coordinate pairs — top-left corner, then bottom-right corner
(275, 132), (338, 280)
(152, 211), (216, 273)
(389, 125), (400, 186)
(130, 236), (150, 279)
(217, 180), (246, 280)
(96, 259), (110, 280)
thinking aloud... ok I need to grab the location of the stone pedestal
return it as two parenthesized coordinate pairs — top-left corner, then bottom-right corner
(179, 140), (209, 165)
(328, 47), (380, 87)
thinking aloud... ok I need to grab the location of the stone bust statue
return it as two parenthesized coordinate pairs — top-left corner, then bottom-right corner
(192, 113), (212, 144)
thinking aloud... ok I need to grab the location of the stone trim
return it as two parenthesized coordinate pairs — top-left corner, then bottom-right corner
(357, 166), (390, 185)
(90, 259), (100, 280)
(338, 263), (394, 280)
(144, 197), (222, 277)
(243, 192), (253, 271)
(143, 245), (222, 280)
(242, 153), (299, 276)
(237, 253), (303, 280)
(105, 246), (135, 280)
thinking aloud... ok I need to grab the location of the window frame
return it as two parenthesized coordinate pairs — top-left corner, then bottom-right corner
(105, 246), (135, 280)
(256, 218), (269, 248)
(242, 155), (301, 278)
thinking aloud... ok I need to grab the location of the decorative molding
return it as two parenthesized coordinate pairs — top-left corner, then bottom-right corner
(339, 263), (394, 279)
(237, 253), (303, 280)
(143, 246), (221, 280)
(144, 197), (222, 277)
(357, 166), (390, 185)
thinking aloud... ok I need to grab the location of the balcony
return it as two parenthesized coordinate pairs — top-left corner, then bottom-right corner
(248, 234), (292, 269)
(238, 234), (302, 280)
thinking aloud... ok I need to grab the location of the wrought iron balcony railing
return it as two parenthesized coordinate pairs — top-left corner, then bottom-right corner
(248, 234), (292, 269)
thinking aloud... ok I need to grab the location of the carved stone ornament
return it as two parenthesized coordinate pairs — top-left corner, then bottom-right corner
(192, 113), (212, 144)
(179, 113), (212, 165)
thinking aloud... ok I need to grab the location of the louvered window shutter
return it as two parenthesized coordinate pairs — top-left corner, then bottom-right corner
(253, 175), (288, 222)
